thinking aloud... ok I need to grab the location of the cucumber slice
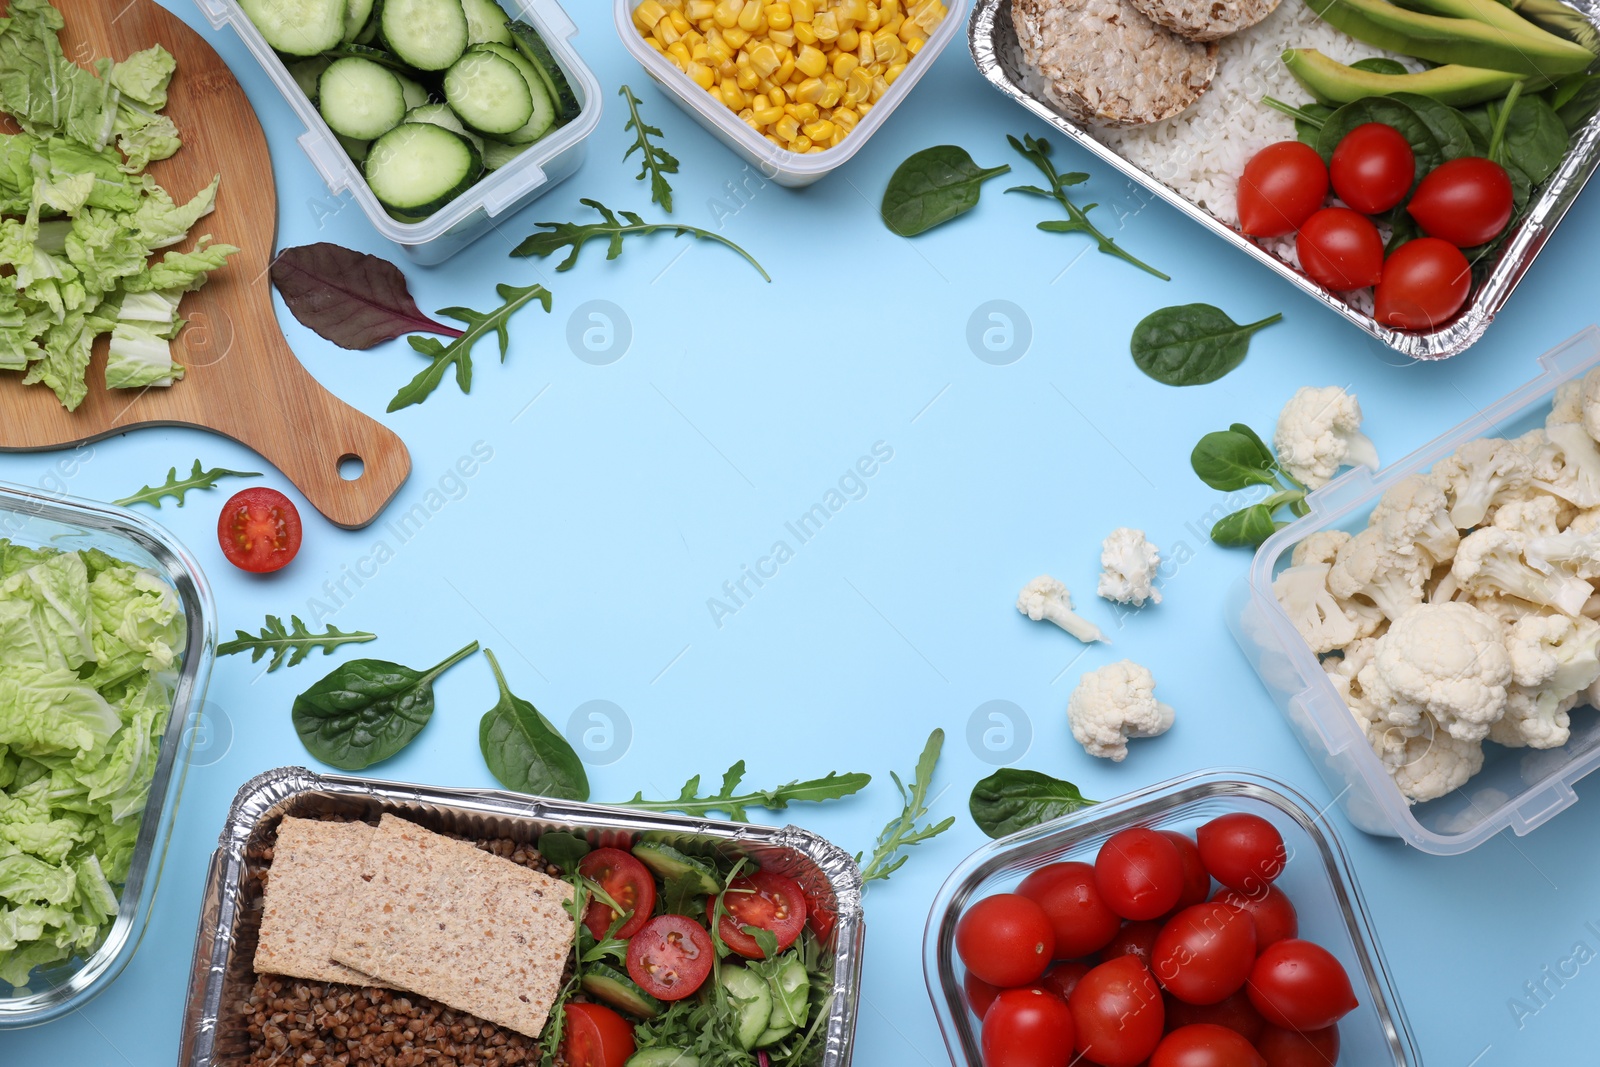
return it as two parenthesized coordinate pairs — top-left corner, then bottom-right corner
(462, 0), (515, 45)
(581, 965), (665, 1019)
(469, 43), (554, 144)
(336, 132), (371, 163)
(323, 43), (412, 73)
(632, 843), (722, 896)
(319, 56), (406, 140)
(480, 137), (524, 170)
(444, 50), (534, 136)
(396, 72), (433, 110)
(364, 121), (482, 218)
(342, 0), (375, 42)
(719, 966), (772, 1051)
(354, 1), (381, 44)
(626, 1051), (700, 1067)
(755, 955), (809, 1046)
(286, 55), (331, 104)
(507, 19), (581, 124)
(405, 104), (484, 151)
(241, 0), (348, 57)
(382, 0), (470, 71)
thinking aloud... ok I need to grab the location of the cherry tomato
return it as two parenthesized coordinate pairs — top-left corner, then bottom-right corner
(1329, 122), (1414, 214)
(1068, 956), (1165, 1067)
(1196, 815), (1286, 894)
(957, 893), (1055, 988)
(578, 848), (656, 940)
(1374, 237), (1472, 330)
(1255, 1024), (1341, 1067)
(983, 987), (1078, 1067)
(1407, 156), (1513, 247)
(1149, 1023), (1266, 1067)
(965, 971), (1001, 1018)
(1237, 141), (1329, 238)
(1101, 920), (1162, 970)
(625, 915), (714, 1001)
(1212, 885), (1298, 951)
(1295, 207), (1383, 291)
(1160, 831), (1212, 917)
(1164, 990), (1265, 1043)
(217, 488), (302, 573)
(562, 1002), (636, 1067)
(1040, 961), (1093, 1002)
(1019, 862), (1123, 959)
(715, 871), (808, 959)
(1152, 903), (1256, 1005)
(1246, 940), (1359, 1031)
(1096, 828), (1185, 921)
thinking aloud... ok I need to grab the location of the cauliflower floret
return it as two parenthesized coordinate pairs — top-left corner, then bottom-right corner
(1432, 438), (1534, 529)
(1487, 613), (1600, 749)
(1490, 491), (1572, 539)
(1533, 408), (1600, 509)
(1325, 637), (1417, 764)
(1275, 562), (1383, 654)
(1388, 718), (1486, 804)
(1462, 593), (1544, 627)
(1291, 530), (1352, 567)
(1273, 386), (1380, 489)
(1327, 526), (1430, 621)
(1569, 508), (1600, 535)
(1098, 528), (1162, 607)
(1369, 474), (1459, 563)
(1489, 689), (1583, 750)
(1583, 367), (1600, 442)
(1358, 602), (1512, 743)
(1067, 660), (1175, 761)
(1018, 575), (1108, 644)
(1451, 527), (1593, 617)
(1525, 525), (1600, 580)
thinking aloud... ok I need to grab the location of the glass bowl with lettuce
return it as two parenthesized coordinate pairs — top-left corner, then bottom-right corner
(0, 480), (214, 1026)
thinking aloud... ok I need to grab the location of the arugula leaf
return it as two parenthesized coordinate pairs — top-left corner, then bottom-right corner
(511, 198), (771, 282)
(969, 769), (1097, 839)
(620, 85), (680, 213)
(478, 648), (590, 800)
(856, 729), (955, 884)
(659, 870), (707, 920)
(743, 924), (781, 961)
(617, 762), (870, 821)
(112, 460), (261, 508)
(387, 282), (552, 412)
(537, 831), (591, 874)
(217, 614), (376, 673)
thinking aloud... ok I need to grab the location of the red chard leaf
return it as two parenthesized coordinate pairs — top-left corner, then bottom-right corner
(270, 242), (465, 350)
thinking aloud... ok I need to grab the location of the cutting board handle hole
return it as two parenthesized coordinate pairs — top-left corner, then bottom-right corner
(337, 454), (365, 482)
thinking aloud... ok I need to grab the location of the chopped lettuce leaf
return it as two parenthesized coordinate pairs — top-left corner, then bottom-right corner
(109, 46), (174, 110)
(128, 177), (217, 251)
(123, 237), (238, 294)
(113, 111), (179, 173)
(0, 0), (118, 150)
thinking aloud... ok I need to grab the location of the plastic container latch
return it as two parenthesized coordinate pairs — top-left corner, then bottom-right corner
(1513, 782), (1576, 834)
(527, 0), (579, 39)
(194, 0), (231, 28)
(299, 130), (351, 195)
(483, 167), (545, 217)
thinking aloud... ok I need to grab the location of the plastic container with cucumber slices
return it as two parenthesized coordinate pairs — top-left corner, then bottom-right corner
(197, 0), (602, 264)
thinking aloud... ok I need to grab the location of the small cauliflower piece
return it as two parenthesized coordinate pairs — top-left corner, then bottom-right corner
(1388, 718), (1485, 804)
(1490, 689), (1583, 750)
(1358, 602), (1512, 743)
(1275, 562), (1382, 654)
(1451, 527), (1593, 617)
(1291, 529), (1352, 567)
(1018, 575), (1109, 644)
(1494, 613), (1600, 751)
(1098, 528), (1162, 607)
(1327, 526), (1430, 621)
(1582, 367), (1600, 442)
(1432, 438), (1534, 529)
(1533, 396), (1600, 508)
(1273, 386), (1380, 490)
(1325, 637), (1417, 765)
(1067, 660), (1174, 761)
(1525, 525), (1600, 580)
(1490, 491), (1572, 540)
(1569, 507), (1600, 534)
(1369, 474), (1460, 563)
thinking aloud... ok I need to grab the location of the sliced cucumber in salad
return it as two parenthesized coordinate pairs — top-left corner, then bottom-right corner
(318, 56), (406, 140)
(719, 966), (774, 1051)
(626, 1051), (700, 1067)
(365, 122), (482, 219)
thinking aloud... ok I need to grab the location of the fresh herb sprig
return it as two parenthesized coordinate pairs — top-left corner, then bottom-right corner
(1191, 422), (1311, 548)
(217, 615), (376, 673)
(387, 282), (552, 412)
(113, 460), (260, 509)
(1006, 133), (1169, 281)
(856, 729), (954, 884)
(618, 762), (871, 821)
(512, 198), (771, 281)
(621, 85), (680, 213)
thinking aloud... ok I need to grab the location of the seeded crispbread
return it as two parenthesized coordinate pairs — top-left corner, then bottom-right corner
(254, 817), (388, 987)
(330, 814), (575, 1039)
(1127, 0), (1281, 43)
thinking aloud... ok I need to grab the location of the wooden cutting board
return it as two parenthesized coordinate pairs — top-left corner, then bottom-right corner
(0, 0), (411, 530)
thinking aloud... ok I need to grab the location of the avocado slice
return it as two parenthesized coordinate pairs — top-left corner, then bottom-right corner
(581, 966), (664, 1019)
(1390, 0), (1597, 56)
(632, 842), (723, 895)
(1284, 48), (1529, 107)
(1306, 0), (1593, 76)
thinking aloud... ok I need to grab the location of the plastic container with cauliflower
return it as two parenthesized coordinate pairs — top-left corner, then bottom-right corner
(1230, 327), (1600, 855)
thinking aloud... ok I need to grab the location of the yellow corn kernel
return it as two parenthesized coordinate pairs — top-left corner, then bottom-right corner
(832, 106), (860, 130)
(873, 32), (899, 63)
(791, 0), (815, 19)
(793, 76), (826, 103)
(752, 92), (771, 110)
(690, 61), (716, 87)
(749, 42), (781, 76)
(857, 30), (874, 64)
(769, 27), (796, 46)
(774, 113), (801, 140)
(861, 3), (880, 30)
(656, 18), (682, 44)
(714, 0), (743, 26)
(885, 61), (906, 83)
(812, 10), (839, 40)
(753, 104), (784, 125)
(774, 56), (796, 82)
(794, 43), (828, 77)
(792, 134), (812, 150)
(880, 13), (903, 35)
(802, 118), (834, 140)
(793, 21), (817, 43)
(870, 73), (889, 100)
(707, 31), (735, 63)
(736, 65), (760, 89)
(844, 66), (872, 103)
(687, 0), (717, 16)
(719, 79), (746, 107)
(768, 83), (787, 103)
(722, 25), (752, 46)
(904, 32), (922, 51)
(645, 36), (665, 52)
(880, 0), (900, 15)
(717, 56), (739, 77)
(832, 53), (858, 79)
(766, 1), (793, 28)
(669, 7), (692, 31)
(858, 99), (873, 114)
(684, 28), (707, 48)
(691, 41), (711, 62)
(766, 133), (783, 146)
(794, 101), (819, 121)
(635, 0), (670, 30)
(738, 0), (765, 31)
(667, 41), (692, 64)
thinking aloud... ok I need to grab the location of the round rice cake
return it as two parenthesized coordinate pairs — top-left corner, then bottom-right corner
(1012, 0), (1218, 128)
(1127, 0), (1281, 42)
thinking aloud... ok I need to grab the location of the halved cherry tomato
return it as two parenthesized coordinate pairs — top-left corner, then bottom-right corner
(1212, 885), (1298, 951)
(1152, 903), (1256, 1006)
(1255, 1023), (1341, 1067)
(1149, 1023), (1265, 1067)
(1374, 237), (1472, 330)
(1407, 156), (1513, 247)
(1196, 814), (1286, 894)
(716, 870), (808, 959)
(626, 915), (714, 1001)
(957, 893), (1055, 988)
(1096, 828), (1185, 921)
(1040, 961), (1093, 1002)
(1164, 989), (1265, 1043)
(1160, 830), (1212, 916)
(1100, 920), (1162, 970)
(1068, 956), (1165, 1067)
(579, 848), (656, 940)
(217, 488), (302, 574)
(965, 970), (1002, 1018)
(1238, 141), (1329, 237)
(1019, 861), (1122, 959)
(1329, 122), (1414, 214)
(1295, 207), (1384, 291)
(562, 1002), (636, 1067)
(983, 987), (1078, 1067)
(1246, 940), (1359, 1031)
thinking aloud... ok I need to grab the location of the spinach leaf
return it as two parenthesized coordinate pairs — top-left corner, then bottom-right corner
(969, 769), (1097, 839)
(1499, 94), (1568, 184)
(292, 641), (479, 770)
(1264, 97), (1335, 145)
(479, 648), (590, 800)
(880, 145), (1011, 237)
(1191, 429), (1279, 491)
(1351, 57), (1408, 74)
(537, 831), (592, 873)
(1460, 104), (1494, 153)
(1553, 73), (1600, 133)
(1385, 209), (1423, 255)
(1389, 93), (1476, 161)
(1230, 422), (1275, 461)
(1210, 503), (1286, 547)
(1316, 97), (1442, 181)
(1130, 304), (1282, 386)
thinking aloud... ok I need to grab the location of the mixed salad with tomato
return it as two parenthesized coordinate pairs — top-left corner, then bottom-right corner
(955, 814), (1358, 1067)
(547, 837), (837, 1067)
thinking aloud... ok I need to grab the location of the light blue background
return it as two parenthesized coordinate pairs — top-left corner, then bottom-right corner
(2, 1), (1598, 1062)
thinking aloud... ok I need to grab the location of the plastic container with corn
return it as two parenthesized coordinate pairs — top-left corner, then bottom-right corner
(632, 0), (948, 153)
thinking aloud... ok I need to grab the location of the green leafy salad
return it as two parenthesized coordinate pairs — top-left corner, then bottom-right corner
(0, 0), (238, 410)
(0, 539), (186, 988)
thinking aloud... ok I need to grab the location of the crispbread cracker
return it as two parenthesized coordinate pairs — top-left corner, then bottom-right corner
(254, 817), (388, 986)
(330, 814), (575, 1039)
